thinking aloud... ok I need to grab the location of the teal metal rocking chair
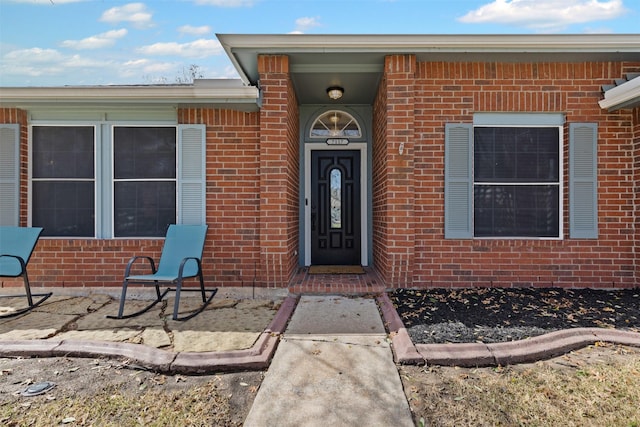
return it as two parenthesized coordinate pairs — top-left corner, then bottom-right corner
(0, 226), (52, 318)
(108, 224), (217, 321)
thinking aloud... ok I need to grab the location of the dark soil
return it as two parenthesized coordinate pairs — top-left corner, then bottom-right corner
(389, 287), (640, 344)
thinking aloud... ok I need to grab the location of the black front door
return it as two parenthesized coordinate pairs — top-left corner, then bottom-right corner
(311, 150), (361, 265)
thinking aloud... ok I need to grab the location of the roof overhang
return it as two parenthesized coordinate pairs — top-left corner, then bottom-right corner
(0, 79), (260, 112)
(218, 33), (640, 105)
(599, 77), (640, 111)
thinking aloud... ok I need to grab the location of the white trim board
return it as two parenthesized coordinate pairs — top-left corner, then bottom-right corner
(304, 142), (368, 266)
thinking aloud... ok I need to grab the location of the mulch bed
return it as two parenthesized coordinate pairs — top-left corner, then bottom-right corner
(389, 287), (640, 344)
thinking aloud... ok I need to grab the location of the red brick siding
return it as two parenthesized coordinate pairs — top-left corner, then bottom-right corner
(372, 55), (417, 287)
(285, 77), (301, 280)
(179, 108), (261, 287)
(372, 68), (389, 282)
(633, 106), (640, 282)
(1, 239), (165, 289)
(257, 55), (300, 286)
(411, 60), (640, 288)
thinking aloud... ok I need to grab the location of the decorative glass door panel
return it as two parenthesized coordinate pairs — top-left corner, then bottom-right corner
(311, 150), (361, 265)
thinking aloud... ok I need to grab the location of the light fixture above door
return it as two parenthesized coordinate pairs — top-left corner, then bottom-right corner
(326, 86), (344, 100)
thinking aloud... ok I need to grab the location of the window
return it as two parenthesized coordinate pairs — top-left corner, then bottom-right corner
(310, 110), (362, 138)
(473, 127), (560, 237)
(444, 117), (597, 240)
(32, 126), (95, 237)
(29, 123), (205, 238)
(113, 127), (176, 237)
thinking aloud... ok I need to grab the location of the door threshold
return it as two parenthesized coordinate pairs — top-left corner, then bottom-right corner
(308, 265), (365, 274)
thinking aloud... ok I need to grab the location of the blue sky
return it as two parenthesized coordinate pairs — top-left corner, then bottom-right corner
(0, 0), (638, 87)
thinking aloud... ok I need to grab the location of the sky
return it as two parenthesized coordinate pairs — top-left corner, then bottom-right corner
(0, 0), (638, 87)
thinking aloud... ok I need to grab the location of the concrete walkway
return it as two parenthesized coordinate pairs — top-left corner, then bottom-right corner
(244, 295), (413, 427)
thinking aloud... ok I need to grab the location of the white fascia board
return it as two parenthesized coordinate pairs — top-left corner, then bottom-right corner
(216, 33), (640, 53)
(0, 83), (259, 106)
(599, 77), (640, 111)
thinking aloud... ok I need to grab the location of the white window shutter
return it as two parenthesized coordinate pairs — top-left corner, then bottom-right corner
(569, 123), (598, 238)
(178, 124), (206, 225)
(0, 124), (20, 226)
(444, 123), (473, 238)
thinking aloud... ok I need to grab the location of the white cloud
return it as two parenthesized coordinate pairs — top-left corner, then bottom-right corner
(193, 0), (255, 6)
(1, 47), (110, 78)
(137, 39), (223, 58)
(178, 25), (212, 36)
(121, 59), (176, 78)
(458, 0), (627, 32)
(4, 47), (65, 64)
(0, 46), (187, 84)
(100, 3), (154, 29)
(292, 16), (321, 33)
(60, 29), (128, 50)
(583, 26), (616, 33)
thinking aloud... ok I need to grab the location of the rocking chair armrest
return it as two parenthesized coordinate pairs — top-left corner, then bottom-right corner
(124, 255), (157, 277)
(177, 256), (202, 279)
(0, 254), (27, 275)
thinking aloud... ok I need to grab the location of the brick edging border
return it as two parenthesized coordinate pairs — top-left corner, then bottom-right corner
(0, 295), (299, 374)
(377, 292), (640, 367)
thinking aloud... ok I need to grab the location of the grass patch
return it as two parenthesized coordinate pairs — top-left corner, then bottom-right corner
(1, 380), (234, 426)
(402, 345), (640, 426)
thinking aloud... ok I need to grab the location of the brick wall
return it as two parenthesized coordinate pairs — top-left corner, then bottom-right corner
(372, 55), (417, 287)
(179, 108), (261, 287)
(257, 55), (300, 286)
(633, 106), (640, 283)
(410, 60), (640, 288)
(372, 66), (389, 283)
(3, 239), (165, 288)
(285, 75), (301, 282)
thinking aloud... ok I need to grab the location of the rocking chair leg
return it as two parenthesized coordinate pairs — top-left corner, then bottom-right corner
(23, 272), (34, 307)
(154, 282), (162, 300)
(172, 279), (183, 321)
(117, 279), (129, 318)
(0, 272), (52, 319)
(198, 271), (206, 303)
(107, 282), (170, 320)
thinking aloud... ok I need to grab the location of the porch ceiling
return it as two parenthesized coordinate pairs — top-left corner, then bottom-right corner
(288, 53), (384, 105)
(218, 33), (640, 106)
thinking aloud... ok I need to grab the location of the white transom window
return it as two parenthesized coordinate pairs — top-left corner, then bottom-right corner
(310, 110), (362, 139)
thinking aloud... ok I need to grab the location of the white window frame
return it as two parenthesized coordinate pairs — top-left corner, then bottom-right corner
(28, 123), (99, 238)
(28, 120), (193, 239)
(472, 124), (564, 240)
(111, 124), (178, 238)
